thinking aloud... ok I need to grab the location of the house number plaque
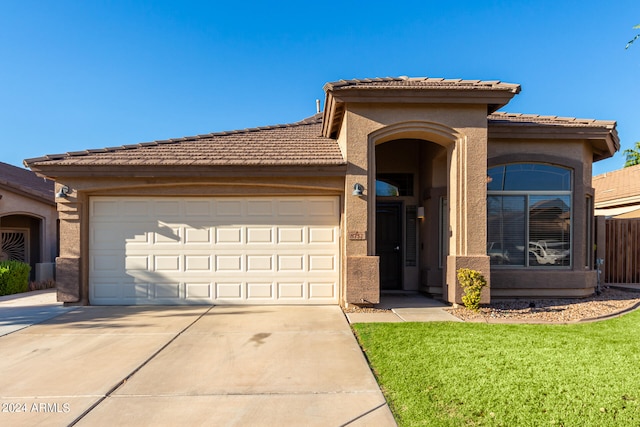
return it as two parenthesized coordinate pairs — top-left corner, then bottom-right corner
(348, 231), (366, 240)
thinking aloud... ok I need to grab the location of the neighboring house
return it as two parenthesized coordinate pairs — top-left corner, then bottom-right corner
(24, 76), (619, 306)
(593, 164), (640, 218)
(0, 161), (57, 282)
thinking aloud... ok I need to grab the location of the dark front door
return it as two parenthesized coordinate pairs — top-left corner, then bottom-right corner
(376, 202), (403, 290)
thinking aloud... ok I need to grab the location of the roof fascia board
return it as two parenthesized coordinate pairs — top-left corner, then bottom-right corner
(595, 195), (640, 208)
(329, 87), (517, 110)
(0, 182), (55, 206)
(27, 164), (348, 180)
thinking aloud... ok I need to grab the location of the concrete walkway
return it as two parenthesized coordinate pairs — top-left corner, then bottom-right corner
(0, 289), (76, 337)
(346, 292), (462, 323)
(0, 296), (396, 426)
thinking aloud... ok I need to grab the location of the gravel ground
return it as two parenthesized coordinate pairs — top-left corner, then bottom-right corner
(445, 287), (640, 323)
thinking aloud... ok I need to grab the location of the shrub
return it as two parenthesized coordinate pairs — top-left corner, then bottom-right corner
(456, 268), (487, 311)
(0, 260), (31, 296)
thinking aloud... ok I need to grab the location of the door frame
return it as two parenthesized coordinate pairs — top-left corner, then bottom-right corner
(375, 201), (404, 290)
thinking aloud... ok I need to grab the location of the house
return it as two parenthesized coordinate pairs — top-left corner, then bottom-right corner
(24, 77), (619, 306)
(0, 161), (57, 282)
(593, 164), (640, 218)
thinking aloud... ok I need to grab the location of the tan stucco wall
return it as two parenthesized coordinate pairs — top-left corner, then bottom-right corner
(339, 103), (492, 304)
(487, 139), (597, 297)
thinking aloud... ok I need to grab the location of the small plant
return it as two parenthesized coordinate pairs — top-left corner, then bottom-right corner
(456, 268), (487, 311)
(0, 260), (31, 296)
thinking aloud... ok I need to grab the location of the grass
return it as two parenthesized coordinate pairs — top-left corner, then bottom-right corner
(352, 311), (640, 427)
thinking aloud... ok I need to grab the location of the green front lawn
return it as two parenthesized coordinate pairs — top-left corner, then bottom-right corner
(353, 311), (640, 427)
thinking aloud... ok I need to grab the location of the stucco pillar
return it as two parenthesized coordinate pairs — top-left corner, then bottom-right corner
(343, 114), (380, 305)
(55, 185), (83, 303)
(445, 131), (491, 304)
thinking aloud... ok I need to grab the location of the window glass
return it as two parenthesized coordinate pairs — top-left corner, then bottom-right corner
(487, 163), (572, 268)
(528, 195), (571, 267)
(488, 164), (571, 192)
(487, 196), (526, 266)
(376, 173), (413, 196)
(375, 180), (400, 197)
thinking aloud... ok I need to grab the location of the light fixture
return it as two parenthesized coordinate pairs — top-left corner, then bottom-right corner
(352, 183), (364, 196)
(56, 185), (70, 199)
(417, 207), (425, 219)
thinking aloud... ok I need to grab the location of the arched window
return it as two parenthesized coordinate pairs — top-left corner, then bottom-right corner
(487, 164), (572, 268)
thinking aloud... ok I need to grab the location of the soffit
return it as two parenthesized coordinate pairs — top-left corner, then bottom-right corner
(488, 112), (620, 162)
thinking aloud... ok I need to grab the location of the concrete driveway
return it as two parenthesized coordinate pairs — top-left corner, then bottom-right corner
(0, 303), (396, 426)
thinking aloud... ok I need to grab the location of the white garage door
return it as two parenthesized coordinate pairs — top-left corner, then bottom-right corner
(89, 196), (340, 305)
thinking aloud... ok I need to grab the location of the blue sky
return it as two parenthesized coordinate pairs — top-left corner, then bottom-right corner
(1, 0), (639, 175)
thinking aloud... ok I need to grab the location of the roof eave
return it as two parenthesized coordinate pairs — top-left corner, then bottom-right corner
(26, 163), (348, 180)
(0, 180), (55, 206)
(488, 122), (620, 161)
(322, 86), (520, 139)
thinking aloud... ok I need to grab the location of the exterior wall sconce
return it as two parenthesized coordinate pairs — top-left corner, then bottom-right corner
(352, 183), (364, 196)
(417, 206), (425, 219)
(56, 185), (70, 199)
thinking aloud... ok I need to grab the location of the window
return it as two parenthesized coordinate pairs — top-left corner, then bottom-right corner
(376, 173), (414, 197)
(487, 164), (572, 268)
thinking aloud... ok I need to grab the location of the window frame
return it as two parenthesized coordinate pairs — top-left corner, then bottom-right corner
(487, 163), (573, 269)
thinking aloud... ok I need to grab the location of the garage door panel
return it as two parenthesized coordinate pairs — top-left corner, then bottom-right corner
(247, 255), (274, 271)
(90, 197), (340, 305)
(309, 227), (336, 243)
(122, 201), (150, 216)
(216, 200), (243, 216)
(216, 282), (243, 299)
(216, 227), (242, 244)
(185, 227), (212, 244)
(278, 227), (305, 243)
(154, 283), (180, 298)
(185, 283), (212, 299)
(278, 255), (304, 271)
(247, 200), (274, 216)
(184, 200), (213, 217)
(247, 282), (274, 299)
(185, 256), (212, 271)
(309, 255), (336, 271)
(154, 256), (180, 272)
(309, 282), (336, 299)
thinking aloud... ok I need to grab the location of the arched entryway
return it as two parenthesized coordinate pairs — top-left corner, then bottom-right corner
(368, 121), (459, 297)
(367, 120), (491, 303)
(0, 213), (45, 281)
(373, 138), (448, 296)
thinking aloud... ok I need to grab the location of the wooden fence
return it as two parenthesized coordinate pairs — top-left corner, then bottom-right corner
(605, 218), (640, 284)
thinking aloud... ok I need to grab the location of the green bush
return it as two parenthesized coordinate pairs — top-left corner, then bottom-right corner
(0, 260), (31, 296)
(456, 268), (487, 311)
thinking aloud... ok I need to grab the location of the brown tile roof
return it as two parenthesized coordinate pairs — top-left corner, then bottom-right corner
(0, 161), (54, 202)
(25, 114), (345, 167)
(324, 76), (521, 93)
(489, 112), (617, 129)
(593, 164), (640, 207)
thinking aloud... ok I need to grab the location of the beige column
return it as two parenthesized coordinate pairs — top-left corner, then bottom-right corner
(445, 130), (491, 304)
(343, 115), (380, 305)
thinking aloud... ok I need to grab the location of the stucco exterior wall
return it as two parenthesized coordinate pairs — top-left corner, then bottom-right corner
(487, 139), (596, 298)
(339, 103), (491, 304)
(0, 187), (57, 268)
